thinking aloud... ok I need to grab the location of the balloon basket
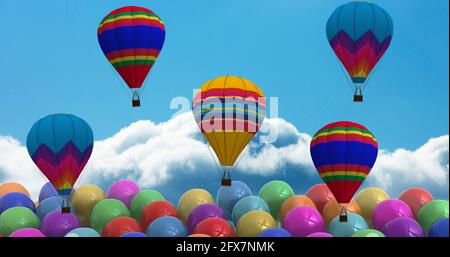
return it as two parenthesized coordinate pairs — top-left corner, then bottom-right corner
(132, 99), (141, 107)
(353, 95), (363, 102)
(339, 206), (348, 222)
(61, 206), (71, 213)
(221, 178), (232, 186)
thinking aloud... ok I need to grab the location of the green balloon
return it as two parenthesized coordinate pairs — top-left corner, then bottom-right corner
(418, 199), (449, 233)
(352, 229), (385, 237)
(0, 207), (40, 236)
(130, 189), (164, 221)
(258, 180), (294, 218)
(90, 199), (130, 233)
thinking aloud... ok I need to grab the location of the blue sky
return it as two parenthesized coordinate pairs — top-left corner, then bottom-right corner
(0, 0), (448, 152)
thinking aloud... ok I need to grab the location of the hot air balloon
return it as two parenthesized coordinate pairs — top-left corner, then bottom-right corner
(192, 76), (266, 186)
(310, 121), (378, 221)
(97, 6), (166, 107)
(326, 1), (393, 102)
(26, 114), (94, 213)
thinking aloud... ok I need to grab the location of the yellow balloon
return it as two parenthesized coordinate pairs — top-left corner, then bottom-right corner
(189, 234), (211, 237)
(178, 189), (214, 223)
(70, 184), (105, 226)
(236, 210), (276, 237)
(355, 187), (390, 223)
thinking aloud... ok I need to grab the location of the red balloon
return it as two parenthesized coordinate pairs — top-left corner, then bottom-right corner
(102, 217), (142, 237)
(193, 217), (235, 237)
(399, 188), (433, 217)
(141, 200), (179, 230)
(306, 183), (335, 212)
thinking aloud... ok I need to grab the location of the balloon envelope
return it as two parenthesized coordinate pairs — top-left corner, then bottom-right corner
(65, 227), (100, 237)
(102, 217), (143, 237)
(282, 206), (325, 237)
(381, 217), (424, 237)
(232, 196), (270, 225)
(399, 187), (433, 217)
(428, 218), (449, 237)
(417, 199), (449, 233)
(0, 182), (30, 198)
(372, 199), (413, 230)
(70, 184), (105, 226)
(141, 200), (179, 230)
(259, 228), (292, 237)
(306, 183), (334, 212)
(146, 216), (187, 237)
(9, 228), (45, 237)
(237, 210), (276, 237)
(0, 192), (35, 213)
(259, 180), (294, 218)
(327, 212), (368, 237)
(36, 196), (75, 220)
(40, 211), (80, 237)
(0, 207), (40, 236)
(90, 199), (130, 233)
(178, 189), (214, 223)
(188, 204), (224, 234)
(194, 217), (235, 237)
(217, 181), (252, 219)
(130, 190), (164, 222)
(106, 180), (140, 208)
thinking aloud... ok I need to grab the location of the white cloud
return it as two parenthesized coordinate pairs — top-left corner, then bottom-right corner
(0, 112), (448, 201)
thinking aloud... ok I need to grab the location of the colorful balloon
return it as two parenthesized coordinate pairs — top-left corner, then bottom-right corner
(130, 189), (164, 222)
(352, 229), (385, 237)
(70, 184), (105, 226)
(40, 211), (80, 237)
(326, 1), (393, 101)
(26, 114), (93, 212)
(189, 233), (211, 237)
(194, 217), (235, 237)
(232, 196), (270, 225)
(381, 217), (424, 237)
(36, 196), (75, 220)
(327, 212), (368, 237)
(310, 121), (378, 221)
(98, 6), (166, 107)
(322, 198), (361, 225)
(141, 200), (179, 230)
(307, 232), (334, 237)
(237, 210), (276, 237)
(428, 218), (449, 237)
(90, 199), (130, 233)
(9, 228), (45, 237)
(121, 232), (147, 237)
(65, 227), (100, 237)
(259, 228), (292, 237)
(102, 217), (142, 237)
(279, 195), (316, 221)
(282, 206), (325, 237)
(193, 76), (266, 185)
(0, 207), (40, 236)
(355, 187), (390, 223)
(178, 189), (214, 223)
(306, 183), (334, 212)
(372, 199), (414, 230)
(188, 204), (225, 234)
(106, 180), (140, 208)
(39, 182), (69, 203)
(0, 192), (36, 213)
(399, 188), (433, 217)
(258, 180), (294, 218)
(217, 181), (252, 219)
(417, 199), (449, 233)
(146, 216), (187, 237)
(0, 182), (30, 197)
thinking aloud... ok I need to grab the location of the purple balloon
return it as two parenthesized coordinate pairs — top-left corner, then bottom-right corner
(9, 228), (45, 237)
(372, 199), (414, 230)
(106, 180), (140, 208)
(282, 206), (325, 237)
(307, 232), (334, 237)
(381, 217), (425, 237)
(40, 211), (80, 237)
(188, 204), (225, 233)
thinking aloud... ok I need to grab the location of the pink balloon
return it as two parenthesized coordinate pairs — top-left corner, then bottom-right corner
(106, 180), (140, 208)
(282, 206), (325, 237)
(307, 232), (333, 237)
(372, 199), (414, 231)
(9, 228), (45, 237)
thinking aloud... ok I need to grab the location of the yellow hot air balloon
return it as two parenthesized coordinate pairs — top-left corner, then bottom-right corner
(192, 76), (266, 186)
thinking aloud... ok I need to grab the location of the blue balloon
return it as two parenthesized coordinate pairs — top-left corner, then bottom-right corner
(39, 182), (65, 203)
(36, 196), (75, 220)
(232, 196), (270, 224)
(428, 218), (449, 237)
(146, 216), (187, 237)
(121, 232), (147, 237)
(217, 181), (252, 219)
(65, 227), (100, 237)
(259, 228), (292, 237)
(327, 212), (368, 237)
(0, 192), (35, 213)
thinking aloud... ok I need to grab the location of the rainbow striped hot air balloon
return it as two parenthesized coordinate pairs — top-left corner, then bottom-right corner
(326, 1), (393, 102)
(26, 114), (93, 212)
(97, 6), (165, 107)
(310, 121), (378, 221)
(192, 76), (266, 186)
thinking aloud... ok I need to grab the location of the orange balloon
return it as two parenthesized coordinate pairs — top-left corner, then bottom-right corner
(0, 182), (30, 197)
(279, 195), (316, 220)
(306, 183), (335, 212)
(322, 198), (361, 225)
(189, 234), (211, 237)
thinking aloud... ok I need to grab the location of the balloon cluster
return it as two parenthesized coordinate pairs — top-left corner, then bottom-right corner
(0, 181), (448, 237)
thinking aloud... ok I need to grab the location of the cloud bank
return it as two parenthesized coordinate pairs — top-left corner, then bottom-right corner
(0, 112), (448, 203)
